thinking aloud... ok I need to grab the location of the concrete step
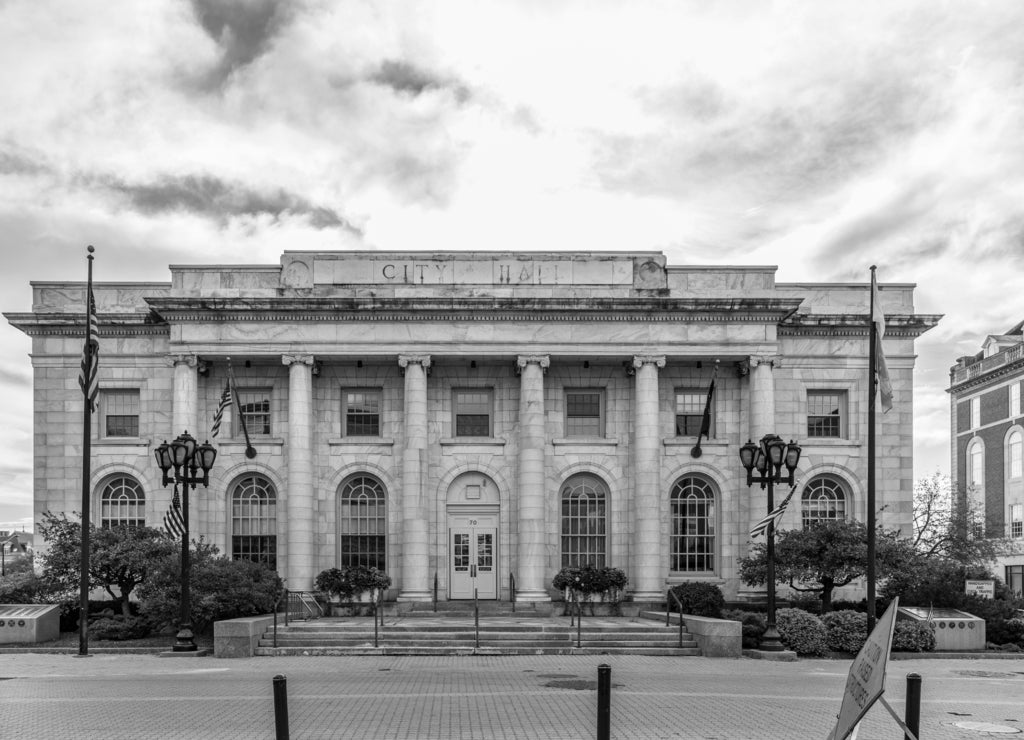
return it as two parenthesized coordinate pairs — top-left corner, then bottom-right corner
(254, 645), (701, 657)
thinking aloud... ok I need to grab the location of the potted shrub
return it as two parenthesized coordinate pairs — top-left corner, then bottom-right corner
(552, 565), (629, 615)
(315, 565), (392, 616)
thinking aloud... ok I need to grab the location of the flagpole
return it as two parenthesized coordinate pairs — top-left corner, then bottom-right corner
(78, 246), (95, 658)
(867, 266), (878, 633)
(227, 357), (257, 459)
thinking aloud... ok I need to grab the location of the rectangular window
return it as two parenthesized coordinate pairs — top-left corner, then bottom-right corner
(1011, 384), (1021, 418)
(675, 389), (711, 437)
(807, 391), (846, 438)
(1011, 504), (1023, 539)
(454, 389), (493, 437)
(971, 397), (981, 429)
(236, 389), (271, 436)
(1007, 564), (1024, 598)
(343, 389), (381, 437)
(565, 389), (604, 437)
(102, 389), (140, 438)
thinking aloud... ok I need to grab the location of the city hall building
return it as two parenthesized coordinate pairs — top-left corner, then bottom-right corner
(6, 251), (938, 603)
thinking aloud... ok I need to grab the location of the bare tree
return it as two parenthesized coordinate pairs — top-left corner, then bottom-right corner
(913, 472), (1009, 565)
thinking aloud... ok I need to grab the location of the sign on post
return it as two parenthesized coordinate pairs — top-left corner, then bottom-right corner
(965, 579), (995, 599)
(826, 597), (900, 740)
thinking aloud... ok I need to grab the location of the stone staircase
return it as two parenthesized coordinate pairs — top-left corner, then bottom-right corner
(255, 613), (700, 656)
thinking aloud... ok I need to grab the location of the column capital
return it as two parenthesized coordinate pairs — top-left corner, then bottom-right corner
(748, 355), (779, 370)
(398, 354), (432, 370)
(632, 354), (666, 370)
(516, 355), (550, 374)
(282, 354), (315, 367)
(164, 353), (198, 368)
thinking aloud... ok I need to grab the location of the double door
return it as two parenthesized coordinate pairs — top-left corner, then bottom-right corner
(449, 514), (497, 599)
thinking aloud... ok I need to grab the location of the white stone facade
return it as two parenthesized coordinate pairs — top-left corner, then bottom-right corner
(6, 251), (939, 602)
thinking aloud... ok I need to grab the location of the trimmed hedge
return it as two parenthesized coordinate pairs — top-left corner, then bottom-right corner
(892, 621), (936, 652)
(776, 608), (828, 656)
(722, 609), (767, 649)
(669, 582), (725, 618)
(821, 610), (867, 653)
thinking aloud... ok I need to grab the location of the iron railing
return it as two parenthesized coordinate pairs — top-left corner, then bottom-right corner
(667, 589), (685, 648)
(509, 572), (516, 612)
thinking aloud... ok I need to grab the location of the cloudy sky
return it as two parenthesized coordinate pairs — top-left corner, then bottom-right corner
(2, 0), (1024, 531)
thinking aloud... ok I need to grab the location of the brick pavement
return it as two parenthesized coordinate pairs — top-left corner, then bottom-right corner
(1, 653), (1022, 739)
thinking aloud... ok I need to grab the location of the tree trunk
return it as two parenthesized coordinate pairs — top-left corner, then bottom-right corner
(820, 580), (835, 613)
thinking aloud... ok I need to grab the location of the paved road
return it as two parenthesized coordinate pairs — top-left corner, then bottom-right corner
(1, 653), (1022, 739)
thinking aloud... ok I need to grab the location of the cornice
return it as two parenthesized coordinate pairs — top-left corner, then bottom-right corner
(778, 313), (942, 338)
(3, 311), (166, 338)
(143, 296), (806, 324)
(948, 358), (1024, 395)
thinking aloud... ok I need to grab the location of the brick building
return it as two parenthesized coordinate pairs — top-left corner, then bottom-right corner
(949, 320), (1024, 596)
(5, 251), (938, 603)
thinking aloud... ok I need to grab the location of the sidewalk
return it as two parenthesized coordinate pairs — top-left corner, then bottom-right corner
(1, 652), (1022, 738)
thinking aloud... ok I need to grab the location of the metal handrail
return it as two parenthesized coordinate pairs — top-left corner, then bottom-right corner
(373, 589), (382, 648)
(575, 591), (582, 648)
(433, 572), (438, 612)
(668, 590), (684, 648)
(474, 588), (480, 649)
(509, 572), (516, 613)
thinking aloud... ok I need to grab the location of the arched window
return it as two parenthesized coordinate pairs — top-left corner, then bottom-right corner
(99, 476), (145, 528)
(338, 475), (387, 569)
(560, 474), (608, 568)
(801, 476), (848, 529)
(230, 475), (277, 570)
(1007, 429), (1022, 480)
(670, 476), (716, 573)
(967, 439), (984, 490)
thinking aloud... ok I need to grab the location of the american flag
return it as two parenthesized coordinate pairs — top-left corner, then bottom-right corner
(211, 380), (232, 438)
(78, 286), (99, 411)
(749, 484), (797, 539)
(871, 270), (893, 413)
(163, 488), (186, 540)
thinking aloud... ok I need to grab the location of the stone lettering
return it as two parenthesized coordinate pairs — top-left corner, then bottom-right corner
(382, 264), (397, 280)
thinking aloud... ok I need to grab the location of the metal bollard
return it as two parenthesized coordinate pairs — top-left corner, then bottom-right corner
(597, 664), (611, 740)
(273, 674), (290, 740)
(904, 673), (921, 740)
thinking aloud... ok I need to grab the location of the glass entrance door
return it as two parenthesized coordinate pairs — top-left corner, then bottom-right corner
(449, 526), (497, 599)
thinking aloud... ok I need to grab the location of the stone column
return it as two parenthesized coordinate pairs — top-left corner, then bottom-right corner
(516, 354), (551, 602)
(398, 354), (432, 601)
(283, 354), (315, 591)
(748, 355), (776, 442)
(166, 354), (199, 439)
(632, 355), (666, 601)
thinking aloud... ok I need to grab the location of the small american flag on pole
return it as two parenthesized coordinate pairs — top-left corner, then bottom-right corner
(749, 483), (797, 539)
(78, 285), (100, 411)
(163, 488), (186, 539)
(211, 380), (232, 438)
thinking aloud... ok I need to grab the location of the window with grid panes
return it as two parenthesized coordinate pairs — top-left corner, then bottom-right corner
(338, 476), (387, 569)
(1008, 429), (1022, 479)
(560, 475), (607, 568)
(807, 391), (845, 438)
(565, 389), (603, 437)
(99, 476), (145, 528)
(343, 389), (381, 437)
(675, 389), (710, 437)
(236, 389), (271, 436)
(801, 476), (848, 528)
(1010, 504), (1023, 539)
(670, 476), (716, 573)
(102, 389), (139, 437)
(230, 475), (277, 570)
(453, 389), (492, 437)
(1007, 564), (1024, 598)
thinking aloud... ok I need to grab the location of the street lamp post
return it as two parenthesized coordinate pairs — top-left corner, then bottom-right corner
(739, 434), (801, 652)
(154, 431), (216, 652)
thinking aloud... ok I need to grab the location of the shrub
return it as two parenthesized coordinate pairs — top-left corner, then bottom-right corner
(775, 607), (828, 656)
(669, 582), (725, 618)
(551, 566), (628, 602)
(788, 593), (823, 615)
(821, 610), (867, 653)
(315, 566), (392, 601)
(88, 615), (151, 641)
(892, 621), (936, 652)
(722, 608), (767, 649)
(988, 617), (1024, 647)
(138, 542), (282, 634)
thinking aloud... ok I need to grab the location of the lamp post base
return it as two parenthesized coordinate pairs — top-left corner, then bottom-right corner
(758, 626), (786, 651)
(171, 625), (198, 652)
